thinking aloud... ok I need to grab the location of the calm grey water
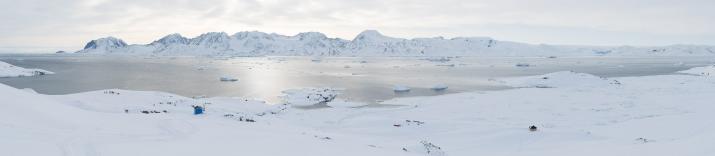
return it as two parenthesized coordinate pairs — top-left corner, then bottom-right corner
(1, 55), (712, 104)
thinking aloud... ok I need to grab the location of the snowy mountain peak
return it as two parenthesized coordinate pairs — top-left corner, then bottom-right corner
(233, 31), (276, 40)
(357, 30), (382, 37)
(189, 32), (231, 50)
(83, 37), (126, 49)
(78, 37), (128, 53)
(296, 32), (328, 41)
(73, 30), (715, 57)
(354, 30), (393, 41)
(194, 32), (229, 40)
(151, 33), (189, 45)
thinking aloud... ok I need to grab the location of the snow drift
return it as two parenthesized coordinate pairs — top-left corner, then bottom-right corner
(0, 61), (54, 77)
(679, 64), (715, 76)
(501, 71), (622, 88)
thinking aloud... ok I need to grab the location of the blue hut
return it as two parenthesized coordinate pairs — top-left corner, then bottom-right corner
(193, 105), (204, 115)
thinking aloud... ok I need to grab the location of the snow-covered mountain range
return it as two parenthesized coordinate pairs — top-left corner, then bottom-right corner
(76, 30), (715, 57)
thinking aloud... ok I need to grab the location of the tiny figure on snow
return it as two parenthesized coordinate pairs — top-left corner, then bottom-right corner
(529, 125), (538, 132)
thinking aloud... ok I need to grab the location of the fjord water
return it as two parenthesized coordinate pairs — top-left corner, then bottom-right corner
(1, 55), (712, 104)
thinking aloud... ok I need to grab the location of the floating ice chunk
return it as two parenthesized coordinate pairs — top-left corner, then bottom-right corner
(219, 76), (238, 81)
(281, 88), (339, 106)
(436, 64), (455, 67)
(393, 85), (411, 92)
(425, 57), (450, 62)
(431, 84), (448, 91)
(678, 65), (715, 76)
(515, 63), (530, 67)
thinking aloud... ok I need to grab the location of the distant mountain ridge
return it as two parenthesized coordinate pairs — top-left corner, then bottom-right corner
(76, 30), (715, 57)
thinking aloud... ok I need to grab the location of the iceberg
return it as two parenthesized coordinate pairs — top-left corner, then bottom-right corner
(430, 84), (449, 91)
(393, 85), (411, 92)
(219, 76), (238, 81)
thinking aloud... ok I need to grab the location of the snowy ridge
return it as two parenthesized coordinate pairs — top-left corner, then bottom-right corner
(78, 37), (128, 53)
(0, 61), (54, 77)
(75, 30), (715, 56)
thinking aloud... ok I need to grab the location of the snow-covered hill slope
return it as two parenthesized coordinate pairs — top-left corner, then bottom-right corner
(0, 61), (54, 77)
(74, 30), (715, 57)
(2, 65), (715, 155)
(500, 71), (623, 88)
(679, 65), (715, 76)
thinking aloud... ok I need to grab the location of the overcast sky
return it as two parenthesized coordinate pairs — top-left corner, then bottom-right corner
(1, 0), (714, 53)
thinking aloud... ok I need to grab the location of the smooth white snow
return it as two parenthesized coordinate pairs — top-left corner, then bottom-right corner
(1, 65), (715, 156)
(0, 61), (54, 77)
(678, 65), (715, 76)
(500, 71), (622, 88)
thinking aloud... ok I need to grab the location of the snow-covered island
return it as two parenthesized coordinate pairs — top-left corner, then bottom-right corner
(2, 65), (715, 155)
(72, 30), (715, 57)
(0, 61), (54, 77)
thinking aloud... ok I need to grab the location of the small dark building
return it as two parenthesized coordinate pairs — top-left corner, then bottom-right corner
(529, 125), (538, 132)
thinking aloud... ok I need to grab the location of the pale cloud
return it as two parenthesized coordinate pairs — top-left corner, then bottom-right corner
(1, 0), (714, 53)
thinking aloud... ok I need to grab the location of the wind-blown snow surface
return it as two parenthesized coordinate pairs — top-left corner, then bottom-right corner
(75, 30), (715, 57)
(2, 66), (715, 155)
(678, 65), (715, 76)
(0, 61), (54, 77)
(500, 71), (622, 88)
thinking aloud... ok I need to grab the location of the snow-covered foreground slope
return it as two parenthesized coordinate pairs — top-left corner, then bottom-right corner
(0, 61), (53, 77)
(74, 30), (715, 57)
(499, 71), (622, 88)
(2, 66), (715, 155)
(679, 65), (715, 76)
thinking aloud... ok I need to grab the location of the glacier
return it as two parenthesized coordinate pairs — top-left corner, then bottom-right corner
(74, 30), (715, 57)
